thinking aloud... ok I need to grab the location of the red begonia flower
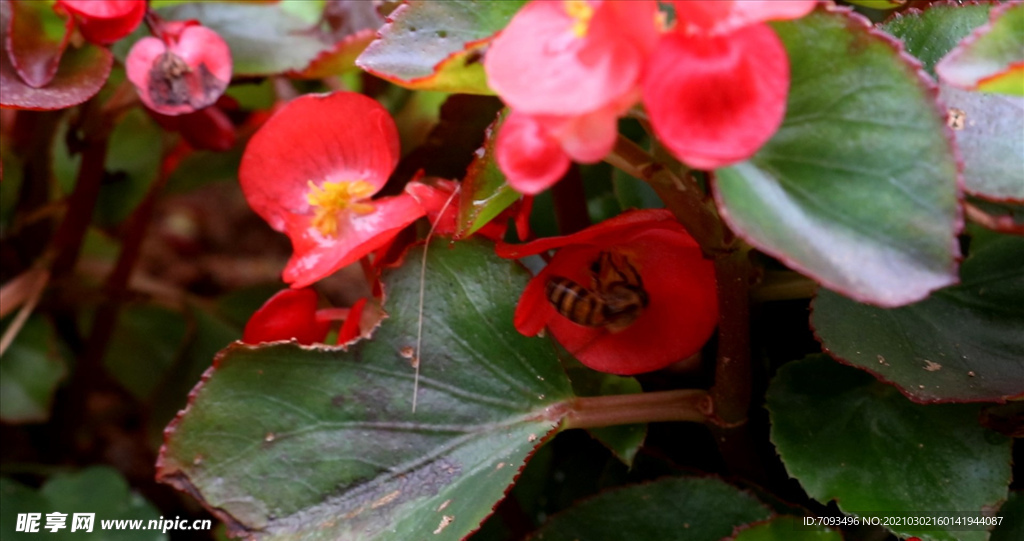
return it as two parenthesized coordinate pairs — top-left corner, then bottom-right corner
(57, 0), (145, 45)
(497, 209), (718, 375)
(643, 0), (815, 169)
(242, 288), (330, 345)
(485, 0), (659, 193)
(125, 20), (231, 116)
(239, 92), (425, 288)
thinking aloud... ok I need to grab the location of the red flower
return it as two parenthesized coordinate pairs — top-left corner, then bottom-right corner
(239, 92), (425, 288)
(56, 0), (145, 45)
(497, 209), (718, 375)
(642, 0), (816, 169)
(242, 288), (330, 345)
(485, 0), (660, 194)
(125, 20), (231, 116)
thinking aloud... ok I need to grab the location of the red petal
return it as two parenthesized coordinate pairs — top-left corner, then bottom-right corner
(643, 24), (789, 169)
(484, 0), (654, 116)
(514, 226), (717, 375)
(281, 193), (424, 288)
(240, 92), (401, 232)
(338, 297), (368, 345)
(496, 111), (571, 195)
(58, 0), (145, 45)
(552, 230), (718, 375)
(242, 288), (330, 345)
(404, 178), (460, 236)
(496, 208), (682, 258)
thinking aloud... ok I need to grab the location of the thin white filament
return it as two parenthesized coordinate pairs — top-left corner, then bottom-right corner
(413, 185), (460, 413)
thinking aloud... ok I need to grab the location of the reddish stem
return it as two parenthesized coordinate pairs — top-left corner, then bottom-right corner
(559, 389), (712, 429)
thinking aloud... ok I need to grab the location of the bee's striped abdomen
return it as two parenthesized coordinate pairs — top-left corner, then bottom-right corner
(545, 277), (607, 327)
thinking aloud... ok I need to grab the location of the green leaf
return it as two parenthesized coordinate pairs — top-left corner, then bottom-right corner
(530, 477), (772, 541)
(812, 235), (1024, 403)
(937, 2), (1024, 96)
(881, 2), (993, 76)
(0, 467), (167, 541)
(565, 363), (645, 467)
(103, 305), (188, 401)
(716, 9), (960, 307)
(991, 491), (1023, 541)
(881, 3), (1022, 202)
(767, 356), (1012, 541)
(154, 2), (333, 76)
(456, 110), (521, 237)
(97, 110), (163, 226)
(357, 0), (526, 94)
(941, 84), (1024, 202)
(0, 315), (67, 423)
(729, 516), (841, 541)
(158, 239), (574, 540)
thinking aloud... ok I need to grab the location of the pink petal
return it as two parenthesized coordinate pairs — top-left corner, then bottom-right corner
(239, 92), (401, 232)
(484, 0), (652, 116)
(281, 193), (424, 288)
(496, 111), (571, 195)
(672, 0), (816, 34)
(643, 24), (790, 170)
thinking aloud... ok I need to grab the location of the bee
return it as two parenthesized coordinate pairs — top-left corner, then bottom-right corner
(545, 251), (649, 332)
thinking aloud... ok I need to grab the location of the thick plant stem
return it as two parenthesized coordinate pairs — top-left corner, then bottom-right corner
(605, 135), (727, 255)
(561, 389), (712, 429)
(709, 248), (764, 480)
(51, 104), (112, 276)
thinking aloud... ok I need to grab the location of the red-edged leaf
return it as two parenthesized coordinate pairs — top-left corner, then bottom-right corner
(0, 0), (112, 110)
(6, 0), (72, 88)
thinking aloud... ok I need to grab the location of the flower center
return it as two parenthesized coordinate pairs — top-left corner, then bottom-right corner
(563, 0), (594, 38)
(305, 180), (376, 238)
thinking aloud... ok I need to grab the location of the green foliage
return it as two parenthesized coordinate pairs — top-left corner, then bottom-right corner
(158, 240), (574, 539)
(530, 477), (772, 541)
(719, 10), (960, 307)
(767, 356), (1012, 541)
(813, 236), (1024, 403)
(0, 467), (166, 541)
(357, 0), (526, 94)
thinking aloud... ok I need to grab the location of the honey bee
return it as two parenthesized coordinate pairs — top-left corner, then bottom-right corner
(545, 251), (649, 332)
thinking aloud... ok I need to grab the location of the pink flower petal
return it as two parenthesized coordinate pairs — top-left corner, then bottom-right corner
(672, 0), (816, 35)
(125, 24), (232, 116)
(485, 0), (655, 116)
(643, 24), (790, 169)
(496, 111), (571, 195)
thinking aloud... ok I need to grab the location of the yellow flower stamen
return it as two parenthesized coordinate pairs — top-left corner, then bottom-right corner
(564, 0), (594, 38)
(305, 180), (376, 238)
